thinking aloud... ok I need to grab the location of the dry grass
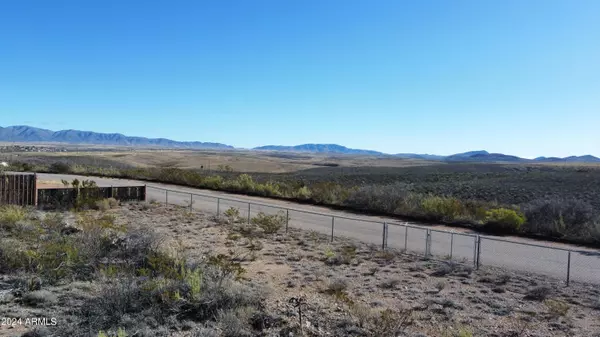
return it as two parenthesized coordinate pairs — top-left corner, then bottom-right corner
(15, 148), (438, 173)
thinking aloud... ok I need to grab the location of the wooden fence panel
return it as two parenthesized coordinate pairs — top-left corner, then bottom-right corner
(37, 186), (146, 210)
(0, 173), (36, 206)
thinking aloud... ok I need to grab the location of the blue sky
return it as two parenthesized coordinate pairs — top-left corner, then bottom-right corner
(1, 0), (598, 158)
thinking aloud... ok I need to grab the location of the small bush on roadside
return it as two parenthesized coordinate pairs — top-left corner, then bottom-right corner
(485, 208), (526, 233)
(223, 207), (241, 224)
(345, 182), (412, 214)
(420, 196), (465, 222)
(250, 211), (287, 234)
(293, 186), (312, 200)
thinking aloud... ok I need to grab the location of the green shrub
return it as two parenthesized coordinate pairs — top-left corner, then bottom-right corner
(420, 196), (465, 221)
(0, 205), (26, 228)
(309, 182), (351, 204)
(49, 162), (72, 173)
(485, 208), (526, 233)
(250, 211), (287, 234)
(223, 207), (241, 224)
(544, 299), (570, 318)
(293, 186), (312, 200)
(204, 175), (224, 189)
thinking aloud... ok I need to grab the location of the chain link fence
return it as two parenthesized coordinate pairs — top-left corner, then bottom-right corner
(147, 185), (600, 286)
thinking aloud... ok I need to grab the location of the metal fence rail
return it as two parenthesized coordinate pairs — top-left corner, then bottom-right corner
(146, 185), (599, 286)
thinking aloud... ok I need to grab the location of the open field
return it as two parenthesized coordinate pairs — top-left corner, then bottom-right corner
(2, 148), (438, 173)
(1, 202), (599, 337)
(4, 148), (600, 246)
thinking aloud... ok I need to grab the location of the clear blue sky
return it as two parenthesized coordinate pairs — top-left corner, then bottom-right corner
(1, 0), (598, 158)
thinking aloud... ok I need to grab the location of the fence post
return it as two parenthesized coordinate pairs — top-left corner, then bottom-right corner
(189, 194), (193, 211)
(165, 190), (168, 205)
(450, 232), (454, 259)
(476, 236), (481, 270)
(566, 251), (571, 287)
(385, 223), (389, 249)
(285, 209), (289, 233)
(382, 223), (386, 250)
(425, 229), (431, 258)
(473, 236), (477, 267)
(330, 216), (335, 242)
(247, 203), (251, 224)
(216, 198), (221, 217)
(404, 226), (408, 252)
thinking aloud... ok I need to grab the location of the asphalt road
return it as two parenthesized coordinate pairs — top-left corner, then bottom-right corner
(36, 173), (600, 285)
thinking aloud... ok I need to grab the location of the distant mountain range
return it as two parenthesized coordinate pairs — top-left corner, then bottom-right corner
(1, 125), (598, 163)
(253, 144), (384, 156)
(0, 125), (234, 149)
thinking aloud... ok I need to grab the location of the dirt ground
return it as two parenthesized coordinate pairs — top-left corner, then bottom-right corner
(3, 203), (599, 337)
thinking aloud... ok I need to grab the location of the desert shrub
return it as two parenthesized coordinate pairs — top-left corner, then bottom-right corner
(345, 182), (412, 214)
(0, 238), (30, 271)
(49, 162), (72, 173)
(95, 199), (111, 211)
(309, 182), (352, 204)
(525, 286), (552, 301)
(252, 181), (282, 197)
(204, 175), (224, 189)
(218, 307), (255, 337)
(292, 186), (312, 200)
(250, 211), (287, 234)
(349, 302), (374, 328)
(0, 205), (27, 229)
(522, 198), (595, 239)
(435, 281), (446, 292)
(379, 278), (400, 289)
(371, 308), (413, 337)
(335, 244), (358, 265)
(326, 278), (348, 295)
(223, 207), (241, 224)
(420, 195), (466, 222)
(544, 299), (570, 318)
(484, 208), (526, 233)
(22, 290), (58, 307)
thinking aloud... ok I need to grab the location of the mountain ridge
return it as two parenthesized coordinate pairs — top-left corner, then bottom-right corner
(0, 125), (234, 150)
(1, 125), (598, 163)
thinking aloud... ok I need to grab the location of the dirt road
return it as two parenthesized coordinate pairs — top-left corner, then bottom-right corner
(35, 173), (600, 285)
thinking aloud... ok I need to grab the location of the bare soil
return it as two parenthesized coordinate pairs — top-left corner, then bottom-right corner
(2, 203), (599, 337)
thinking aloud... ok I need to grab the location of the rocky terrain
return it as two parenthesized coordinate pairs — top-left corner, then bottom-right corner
(0, 202), (599, 337)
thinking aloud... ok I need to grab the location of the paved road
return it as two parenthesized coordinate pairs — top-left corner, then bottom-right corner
(36, 173), (600, 284)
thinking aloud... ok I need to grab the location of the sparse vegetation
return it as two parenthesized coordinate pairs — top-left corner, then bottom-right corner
(525, 286), (552, 301)
(544, 299), (570, 318)
(10, 156), (600, 245)
(250, 211), (287, 234)
(0, 205), (27, 228)
(0, 201), (597, 336)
